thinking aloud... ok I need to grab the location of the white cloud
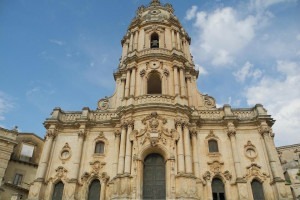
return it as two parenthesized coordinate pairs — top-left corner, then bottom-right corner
(233, 61), (262, 82)
(191, 7), (257, 66)
(297, 34), (300, 41)
(185, 5), (198, 20)
(246, 60), (300, 145)
(0, 92), (14, 121)
(49, 39), (65, 46)
(249, 0), (297, 11)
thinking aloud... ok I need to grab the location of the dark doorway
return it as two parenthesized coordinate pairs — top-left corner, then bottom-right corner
(251, 180), (265, 200)
(88, 179), (101, 200)
(212, 178), (225, 200)
(151, 33), (159, 48)
(143, 154), (166, 200)
(52, 181), (64, 200)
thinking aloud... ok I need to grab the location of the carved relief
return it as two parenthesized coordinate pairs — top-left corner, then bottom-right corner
(208, 160), (224, 174)
(45, 129), (57, 139)
(243, 163), (269, 181)
(136, 112), (177, 146)
(59, 143), (72, 164)
(258, 121), (271, 136)
(95, 131), (107, 142)
(98, 98), (109, 110)
(227, 122), (236, 137)
(205, 130), (219, 140)
(244, 141), (258, 162)
(203, 95), (216, 108)
(90, 160), (106, 174)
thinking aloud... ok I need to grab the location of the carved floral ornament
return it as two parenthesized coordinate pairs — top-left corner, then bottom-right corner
(203, 95), (216, 109)
(45, 129), (58, 139)
(243, 163), (269, 181)
(135, 112), (179, 146)
(258, 121), (272, 136)
(94, 131), (107, 142)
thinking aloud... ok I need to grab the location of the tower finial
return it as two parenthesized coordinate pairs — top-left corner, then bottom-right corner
(150, 0), (161, 6)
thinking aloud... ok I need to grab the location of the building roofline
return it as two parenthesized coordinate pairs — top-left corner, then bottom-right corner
(276, 143), (300, 150)
(18, 132), (44, 141)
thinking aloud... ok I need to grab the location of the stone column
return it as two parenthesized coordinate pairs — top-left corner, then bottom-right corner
(179, 68), (186, 97)
(129, 32), (134, 52)
(183, 123), (193, 173)
(175, 120), (185, 173)
(100, 174), (110, 200)
(35, 129), (56, 179)
(130, 67), (136, 97)
(73, 128), (85, 180)
(191, 131), (200, 177)
(124, 70), (131, 98)
(186, 77), (192, 105)
(113, 130), (121, 175)
(118, 123), (127, 174)
(124, 121), (134, 174)
(176, 32), (181, 50)
(134, 30), (139, 50)
(259, 122), (281, 180)
(171, 29), (176, 48)
(120, 78), (125, 100)
(173, 66), (179, 96)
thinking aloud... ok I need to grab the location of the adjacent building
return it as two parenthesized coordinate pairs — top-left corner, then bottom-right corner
(277, 144), (300, 199)
(28, 0), (293, 199)
(0, 128), (44, 200)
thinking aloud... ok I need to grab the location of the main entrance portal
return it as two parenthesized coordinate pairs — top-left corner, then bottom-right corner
(143, 154), (166, 200)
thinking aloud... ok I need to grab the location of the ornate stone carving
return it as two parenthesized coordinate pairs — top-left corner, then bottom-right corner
(208, 160), (224, 174)
(59, 143), (72, 163)
(203, 171), (211, 181)
(136, 112), (177, 146)
(140, 69), (146, 77)
(55, 166), (68, 179)
(227, 122), (236, 137)
(78, 129), (87, 138)
(243, 163), (269, 181)
(46, 129), (57, 139)
(95, 131), (107, 141)
(258, 121), (271, 136)
(98, 98), (109, 110)
(203, 95), (216, 108)
(205, 130), (219, 140)
(223, 170), (232, 181)
(90, 160), (106, 174)
(163, 68), (169, 76)
(114, 129), (121, 137)
(244, 141), (258, 162)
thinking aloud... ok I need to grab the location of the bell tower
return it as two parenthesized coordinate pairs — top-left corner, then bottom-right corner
(111, 0), (215, 110)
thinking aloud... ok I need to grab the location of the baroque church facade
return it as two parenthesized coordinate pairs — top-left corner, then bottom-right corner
(28, 0), (292, 199)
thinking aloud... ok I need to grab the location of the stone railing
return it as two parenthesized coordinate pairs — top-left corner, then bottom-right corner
(134, 95), (175, 105)
(232, 110), (256, 120)
(198, 110), (224, 120)
(90, 112), (118, 122)
(58, 113), (82, 122)
(138, 48), (171, 57)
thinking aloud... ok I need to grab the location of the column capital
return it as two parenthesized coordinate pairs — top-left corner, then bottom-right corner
(121, 122), (127, 129)
(190, 129), (197, 137)
(45, 129), (57, 139)
(227, 122), (236, 137)
(114, 129), (121, 137)
(175, 119), (183, 128)
(127, 120), (135, 129)
(78, 129), (87, 139)
(258, 121), (271, 137)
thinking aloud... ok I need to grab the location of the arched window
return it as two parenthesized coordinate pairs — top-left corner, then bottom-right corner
(151, 33), (159, 48)
(52, 181), (64, 200)
(208, 140), (219, 153)
(212, 178), (225, 200)
(88, 179), (101, 200)
(95, 141), (105, 154)
(147, 72), (162, 94)
(251, 180), (265, 200)
(143, 154), (166, 199)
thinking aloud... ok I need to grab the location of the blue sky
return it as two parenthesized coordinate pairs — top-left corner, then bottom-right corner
(0, 0), (299, 146)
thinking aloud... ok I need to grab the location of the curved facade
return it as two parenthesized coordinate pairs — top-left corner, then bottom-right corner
(28, 0), (292, 199)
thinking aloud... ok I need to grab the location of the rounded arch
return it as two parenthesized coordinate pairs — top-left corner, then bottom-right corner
(87, 179), (101, 200)
(150, 32), (159, 48)
(139, 143), (170, 162)
(147, 71), (162, 94)
(211, 177), (226, 200)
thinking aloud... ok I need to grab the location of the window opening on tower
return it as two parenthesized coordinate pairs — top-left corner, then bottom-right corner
(147, 72), (162, 94)
(151, 33), (159, 48)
